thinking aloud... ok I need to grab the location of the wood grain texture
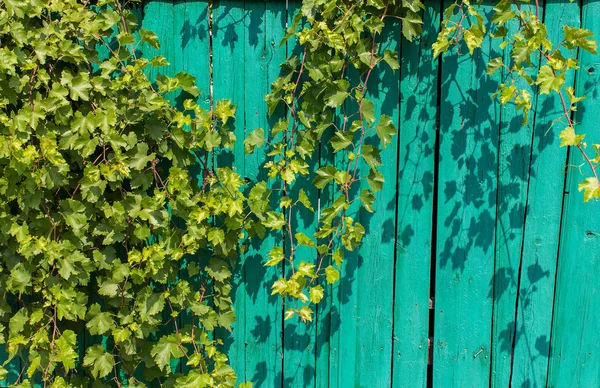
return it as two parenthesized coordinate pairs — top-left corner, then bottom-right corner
(489, 6), (546, 387)
(213, 1), (287, 387)
(392, 2), (439, 387)
(314, 17), (401, 388)
(509, 3), (579, 387)
(547, 1), (600, 386)
(140, 4), (183, 383)
(433, 2), (500, 386)
(172, 0), (211, 378)
(348, 19), (400, 388)
(211, 0), (249, 382)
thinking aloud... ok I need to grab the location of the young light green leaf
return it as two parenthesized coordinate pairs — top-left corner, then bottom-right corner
(312, 166), (338, 189)
(151, 334), (185, 372)
(325, 265), (340, 284)
(295, 232), (316, 248)
(537, 65), (566, 95)
(383, 49), (400, 71)
(486, 57), (503, 76)
(559, 126), (585, 147)
(579, 177), (600, 202)
(375, 115), (397, 149)
(298, 188), (314, 211)
(55, 330), (78, 372)
(361, 145), (382, 169)
(309, 285), (324, 304)
(244, 128), (266, 154)
(359, 189), (376, 213)
(265, 247), (285, 267)
(564, 25), (597, 54)
(139, 28), (160, 49)
(330, 131), (353, 152)
(333, 248), (344, 267)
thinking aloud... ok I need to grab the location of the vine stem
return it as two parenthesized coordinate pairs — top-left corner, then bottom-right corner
(532, 43), (599, 183)
(556, 90), (599, 181)
(541, 48), (599, 182)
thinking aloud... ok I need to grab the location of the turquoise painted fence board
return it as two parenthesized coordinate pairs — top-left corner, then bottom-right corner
(140, 4), (185, 383)
(247, 2), (287, 386)
(172, 1), (212, 378)
(433, 2), (500, 386)
(211, 0), (248, 382)
(489, 6), (547, 387)
(213, 1), (287, 386)
(321, 18), (400, 388)
(392, 2), (439, 387)
(351, 19), (400, 388)
(174, 1), (211, 110)
(509, 2), (579, 387)
(547, 2), (600, 386)
(315, 46), (337, 388)
(281, 2), (320, 387)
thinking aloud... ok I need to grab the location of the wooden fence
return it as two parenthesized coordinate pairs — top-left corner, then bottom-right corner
(4, 0), (600, 387)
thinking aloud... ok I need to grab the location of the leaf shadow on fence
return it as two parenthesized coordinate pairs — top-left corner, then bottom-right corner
(178, 3), (208, 49)
(212, 1), (264, 52)
(438, 49), (499, 273)
(433, 5), (564, 386)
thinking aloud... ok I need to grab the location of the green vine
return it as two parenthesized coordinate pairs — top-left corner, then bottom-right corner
(433, 0), (599, 200)
(0, 0), (241, 386)
(0, 0), (597, 387)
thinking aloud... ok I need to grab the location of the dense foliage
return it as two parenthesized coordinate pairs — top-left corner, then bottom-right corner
(0, 0), (241, 386)
(0, 0), (597, 386)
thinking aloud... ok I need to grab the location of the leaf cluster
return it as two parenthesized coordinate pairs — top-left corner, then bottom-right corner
(0, 0), (242, 386)
(434, 0), (600, 201)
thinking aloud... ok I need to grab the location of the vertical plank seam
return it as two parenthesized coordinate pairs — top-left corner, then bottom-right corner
(175, 2), (184, 374)
(208, 0), (214, 112)
(280, 1), (288, 386)
(488, 32), (505, 388)
(389, 19), (404, 388)
(544, 1), (584, 385)
(426, 6), (444, 387)
(507, 2), (549, 385)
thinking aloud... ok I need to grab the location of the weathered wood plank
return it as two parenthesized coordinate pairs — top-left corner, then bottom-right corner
(351, 19), (400, 387)
(281, 1), (320, 387)
(488, 4), (552, 386)
(213, 1), (287, 386)
(172, 0), (211, 378)
(314, 42), (338, 388)
(140, 3), (182, 383)
(433, 2), (500, 386)
(509, 2), (579, 387)
(175, 1), (211, 110)
(245, 1), (287, 385)
(211, 0), (248, 383)
(392, 2), (440, 387)
(324, 19), (401, 388)
(547, 1), (600, 386)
